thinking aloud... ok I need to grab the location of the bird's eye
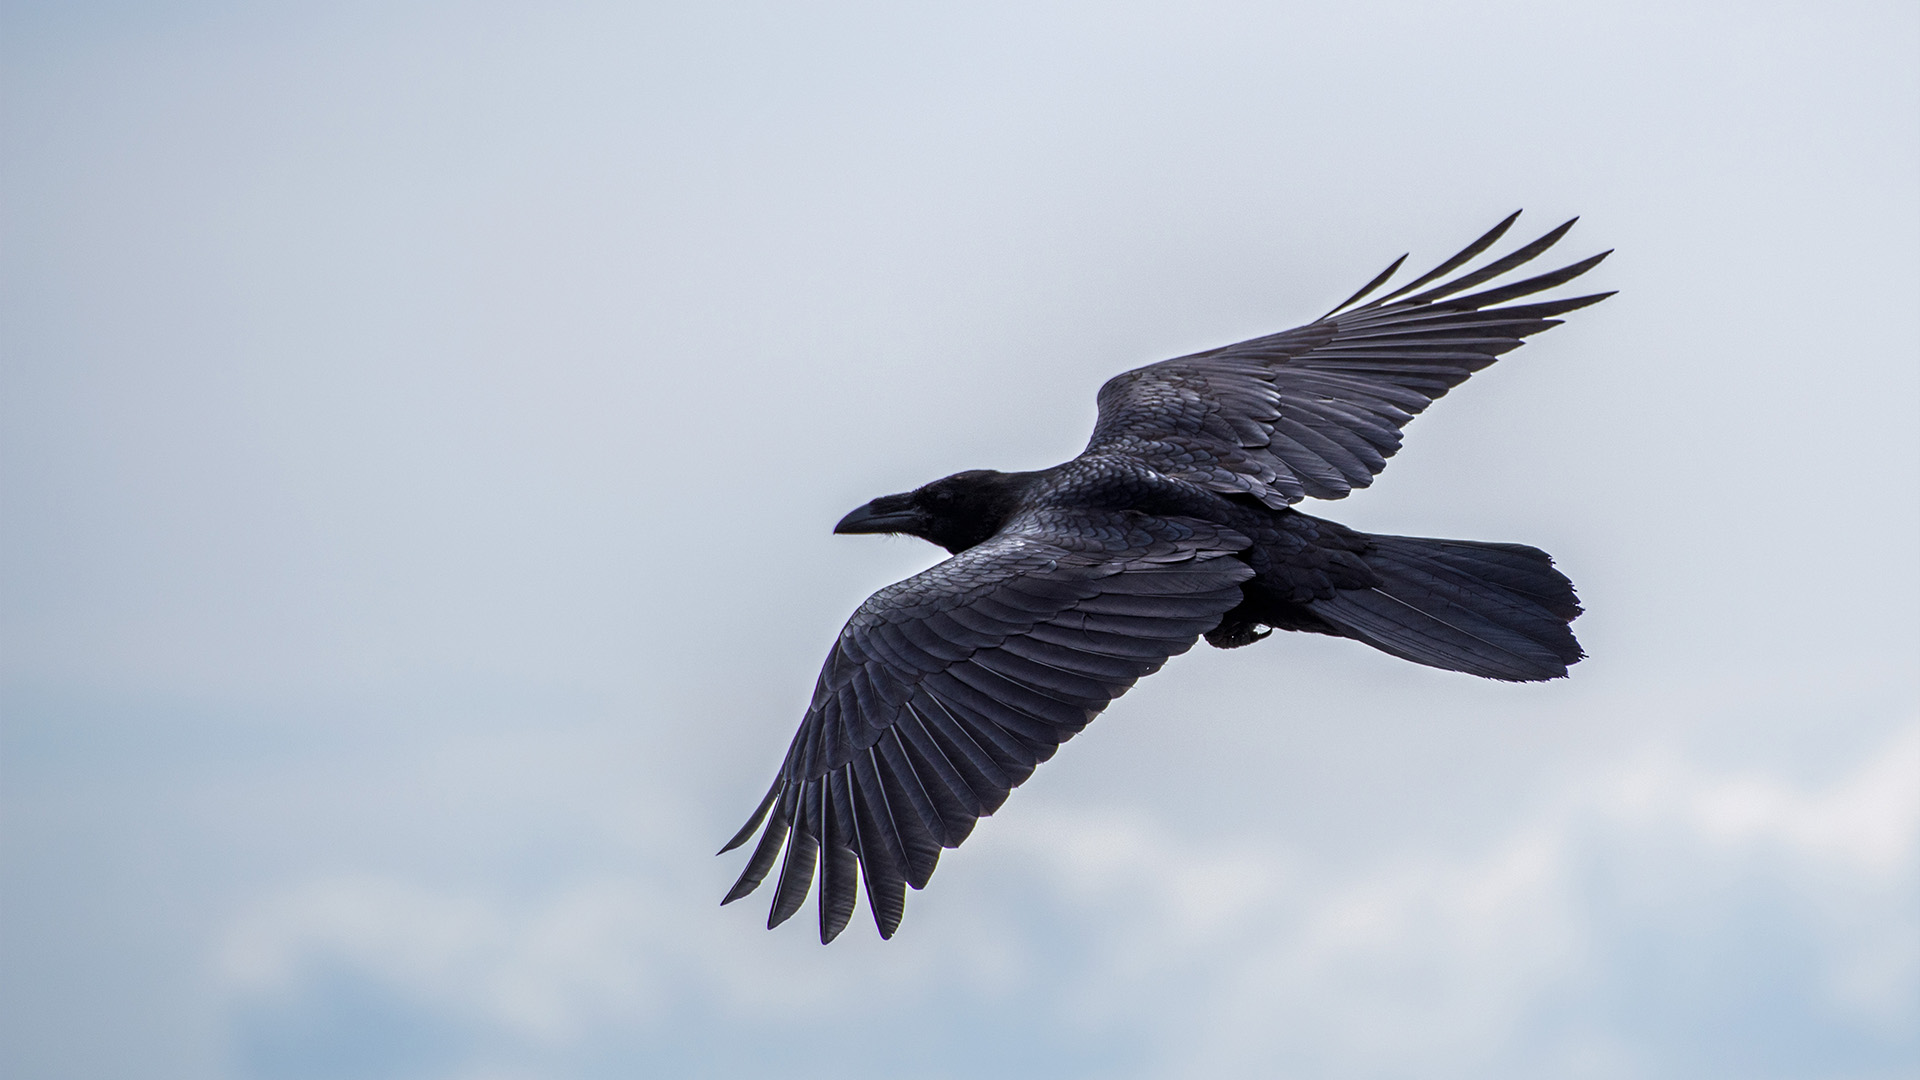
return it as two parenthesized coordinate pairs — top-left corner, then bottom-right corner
(935, 491), (953, 502)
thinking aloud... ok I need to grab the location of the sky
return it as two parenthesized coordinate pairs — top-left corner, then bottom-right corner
(2, 1), (1917, 1078)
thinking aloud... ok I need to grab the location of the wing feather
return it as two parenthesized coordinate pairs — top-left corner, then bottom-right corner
(767, 823), (818, 930)
(722, 813), (788, 905)
(847, 756), (908, 937)
(818, 771), (859, 943)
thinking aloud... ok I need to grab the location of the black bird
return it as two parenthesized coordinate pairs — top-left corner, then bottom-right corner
(720, 213), (1610, 943)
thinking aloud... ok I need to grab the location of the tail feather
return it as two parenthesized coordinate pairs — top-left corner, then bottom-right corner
(1314, 535), (1583, 682)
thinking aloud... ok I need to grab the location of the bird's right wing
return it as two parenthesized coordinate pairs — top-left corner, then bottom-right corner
(1085, 213), (1613, 507)
(719, 510), (1252, 942)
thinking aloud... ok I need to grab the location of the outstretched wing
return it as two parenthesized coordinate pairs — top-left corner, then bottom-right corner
(719, 511), (1253, 942)
(1085, 213), (1613, 507)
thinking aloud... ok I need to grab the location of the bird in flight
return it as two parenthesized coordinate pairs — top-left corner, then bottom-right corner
(720, 213), (1611, 943)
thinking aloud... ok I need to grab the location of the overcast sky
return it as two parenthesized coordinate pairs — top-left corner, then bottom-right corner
(3, 2), (1917, 1078)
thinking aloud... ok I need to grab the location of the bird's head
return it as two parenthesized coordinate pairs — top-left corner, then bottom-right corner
(833, 469), (1034, 555)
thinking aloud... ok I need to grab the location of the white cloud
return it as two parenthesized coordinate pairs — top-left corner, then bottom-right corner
(221, 876), (666, 1043)
(216, 719), (1920, 1076)
(1609, 725), (1920, 877)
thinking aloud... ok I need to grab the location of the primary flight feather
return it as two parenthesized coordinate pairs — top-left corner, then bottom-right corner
(721, 212), (1611, 943)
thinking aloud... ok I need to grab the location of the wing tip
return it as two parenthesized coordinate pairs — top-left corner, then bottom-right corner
(716, 777), (783, 855)
(1321, 252), (1410, 319)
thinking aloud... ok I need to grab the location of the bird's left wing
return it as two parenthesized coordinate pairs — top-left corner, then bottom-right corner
(719, 510), (1252, 942)
(1085, 213), (1613, 507)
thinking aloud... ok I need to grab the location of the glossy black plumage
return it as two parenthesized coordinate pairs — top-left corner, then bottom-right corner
(722, 215), (1609, 942)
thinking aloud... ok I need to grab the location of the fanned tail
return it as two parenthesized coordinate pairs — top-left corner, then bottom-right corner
(1314, 534), (1584, 682)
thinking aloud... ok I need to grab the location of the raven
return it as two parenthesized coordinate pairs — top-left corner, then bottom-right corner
(721, 213), (1610, 943)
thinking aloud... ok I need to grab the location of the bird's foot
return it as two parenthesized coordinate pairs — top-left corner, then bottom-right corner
(1204, 619), (1272, 649)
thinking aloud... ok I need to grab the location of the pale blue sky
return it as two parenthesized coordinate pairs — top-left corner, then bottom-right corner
(3, 2), (1917, 1078)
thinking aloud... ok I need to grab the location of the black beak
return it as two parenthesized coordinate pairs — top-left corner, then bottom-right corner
(834, 495), (920, 535)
